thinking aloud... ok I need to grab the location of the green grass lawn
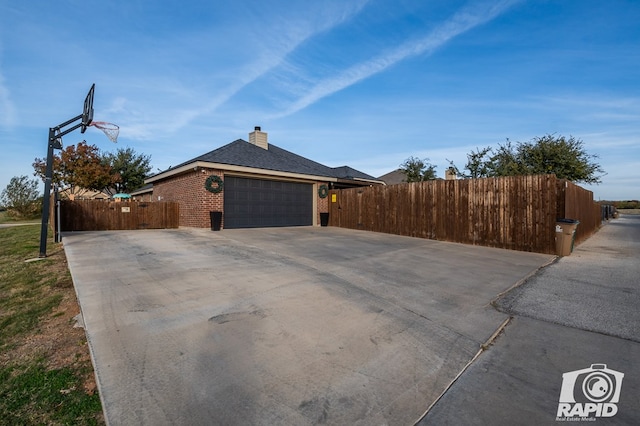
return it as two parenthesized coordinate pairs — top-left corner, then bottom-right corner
(0, 211), (38, 224)
(0, 223), (104, 425)
(0, 210), (41, 224)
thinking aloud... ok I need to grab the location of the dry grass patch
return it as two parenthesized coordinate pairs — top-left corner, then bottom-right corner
(618, 209), (640, 215)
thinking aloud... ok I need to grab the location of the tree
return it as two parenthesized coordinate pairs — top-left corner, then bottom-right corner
(448, 146), (493, 179)
(516, 135), (605, 184)
(449, 135), (605, 184)
(487, 140), (524, 177)
(33, 141), (117, 198)
(1, 175), (42, 218)
(103, 148), (152, 194)
(399, 156), (438, 182)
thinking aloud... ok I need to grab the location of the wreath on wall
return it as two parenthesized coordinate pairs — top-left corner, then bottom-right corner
(318, 184), (329, 198)
(205, 175), (224, 193)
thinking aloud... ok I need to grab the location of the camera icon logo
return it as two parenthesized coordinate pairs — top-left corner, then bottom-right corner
(557, 364), (624, 419)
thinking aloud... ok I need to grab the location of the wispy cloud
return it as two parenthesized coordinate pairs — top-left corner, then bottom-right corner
(272, 0), (520, 118)
(0, 65), (16, 127)
(159, 0), (372, 134)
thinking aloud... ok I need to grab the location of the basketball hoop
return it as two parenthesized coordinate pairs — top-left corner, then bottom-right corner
(89, 121), (119, 143)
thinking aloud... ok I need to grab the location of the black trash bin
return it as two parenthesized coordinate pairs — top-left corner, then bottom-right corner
(210, 211), (222, 231)
(320, 212), (329, 227)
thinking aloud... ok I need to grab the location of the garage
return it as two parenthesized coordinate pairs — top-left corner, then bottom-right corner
(223, 176), (313, 228)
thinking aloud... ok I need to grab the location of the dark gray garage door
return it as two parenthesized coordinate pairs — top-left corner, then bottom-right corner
(224, 177), (313, 228)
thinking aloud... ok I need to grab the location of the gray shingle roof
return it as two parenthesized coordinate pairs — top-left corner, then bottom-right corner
(166, 139), (381, 182)
(378, 169), (407, 185)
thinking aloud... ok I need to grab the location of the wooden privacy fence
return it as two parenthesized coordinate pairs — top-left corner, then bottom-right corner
(556, 179), (602, 245)
(328, 175), (601, 254)
(58, 200), (179, 231)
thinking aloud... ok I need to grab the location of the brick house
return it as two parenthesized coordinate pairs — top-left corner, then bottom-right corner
(145, 127), (383, 229)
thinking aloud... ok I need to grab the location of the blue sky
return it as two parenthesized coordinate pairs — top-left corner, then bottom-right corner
(1, 0), (639, 200)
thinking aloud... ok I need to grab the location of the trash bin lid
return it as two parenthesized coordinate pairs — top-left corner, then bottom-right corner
(556, 218), (580, 224)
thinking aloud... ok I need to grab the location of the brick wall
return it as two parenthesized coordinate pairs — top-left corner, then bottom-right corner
(153, 168), (224, 228)
(132, 193), (153, 202)
(317, 182), (329, 224)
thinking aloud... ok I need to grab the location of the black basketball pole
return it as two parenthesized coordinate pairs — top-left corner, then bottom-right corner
(38, 115), (85, 258)
(39, 84), (94, 257)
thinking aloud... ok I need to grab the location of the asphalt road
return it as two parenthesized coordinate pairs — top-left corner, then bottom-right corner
(63, 226), (553, 425)
(420, 214), (640, 425)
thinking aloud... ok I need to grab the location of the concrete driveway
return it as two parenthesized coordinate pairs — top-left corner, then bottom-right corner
(63, 226), (553, 425)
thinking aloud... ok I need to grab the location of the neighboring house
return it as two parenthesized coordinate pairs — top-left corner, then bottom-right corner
(145, 127), (383, 229)
(379, 168), (455, 184)
(378, 169), (407, 185)
(130, 184), (154, 202)
(58, 187), (110, 200)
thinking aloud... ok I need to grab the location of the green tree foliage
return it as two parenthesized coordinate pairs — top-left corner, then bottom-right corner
(448, 146), (493, 179)
(449, 135), (605, 184)
(399, 156), (438, 182)
(33, 142), (117, 197)
(517, 135), (605, 183)
(103, 148), (152, 194)
(1, 176), (41, 218)
(488, 140), (524, 177)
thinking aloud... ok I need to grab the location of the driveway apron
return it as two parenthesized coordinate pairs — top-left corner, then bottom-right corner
(63, 226), (553, 425)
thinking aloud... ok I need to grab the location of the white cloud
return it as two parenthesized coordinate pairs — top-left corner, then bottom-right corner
(155, 0), (372, 135)
(271, 0), (521, 118)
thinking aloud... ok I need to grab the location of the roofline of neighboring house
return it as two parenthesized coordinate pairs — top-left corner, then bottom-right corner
(145, 161), (340, 185)
(129, 186), (153, 196)
(345, 177), (387, 185)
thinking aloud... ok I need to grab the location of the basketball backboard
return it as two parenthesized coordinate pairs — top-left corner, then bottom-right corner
(81, 83), (95, 133)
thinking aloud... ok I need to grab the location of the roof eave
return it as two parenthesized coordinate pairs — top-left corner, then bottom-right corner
(145, 161), (338, 184)
(335, 177), (386, 186)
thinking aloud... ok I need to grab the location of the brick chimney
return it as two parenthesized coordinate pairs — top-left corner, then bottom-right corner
(445, 168), (457, 180)
(249, 126), (268, 150)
